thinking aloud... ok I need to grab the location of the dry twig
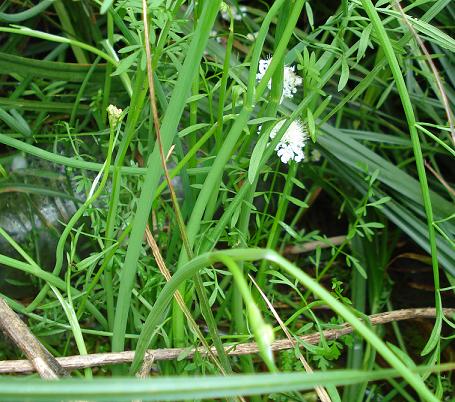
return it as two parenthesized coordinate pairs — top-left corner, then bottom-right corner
(394, 0), (455, 144)
(285, 235), (346, 255)
(0, 308), (451, 375)
(0, 297), (67, 378)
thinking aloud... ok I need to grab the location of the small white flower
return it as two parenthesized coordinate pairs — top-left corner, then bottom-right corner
(268, 119), (308, 164)
(220, 4), (246, 21)
(256, 57), (303, 103)
(107, 104), (123, 127)
(310, 149), (321, 162)
(210, 30), (223, 44)
(246, 31), (258, 41)
(11, 155), (27, 171)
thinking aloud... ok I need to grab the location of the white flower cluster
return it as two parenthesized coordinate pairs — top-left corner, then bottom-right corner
(268, 119), (308, 164)
(107, 104), (123, 127)
(256, 57), (303, 102)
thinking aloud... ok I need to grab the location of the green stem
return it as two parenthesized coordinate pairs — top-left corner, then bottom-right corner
(360, 0), (441, 355)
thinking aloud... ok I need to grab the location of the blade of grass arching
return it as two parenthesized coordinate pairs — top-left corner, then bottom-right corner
(0, 0), (54, 23)
(0, 253), (107, 328)
(0, 98), (89, 114)
(250, 274), (333, 402)
(1, 366), (453, 402)
(0, 27), (132, 96)
(0, 52), (107, 82)
(0, 27), (116, 64)
(0, 182), (79, 200)
(0, 133), (147, 175)
(130, 248), (438, 402)
(111, 0), (222, 355)
(352, 2), (442, 356)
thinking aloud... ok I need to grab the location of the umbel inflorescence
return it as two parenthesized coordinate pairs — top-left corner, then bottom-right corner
(256, 57), (307, 164)
(256, 57), (303, 103)
(269, 120), (308, 164)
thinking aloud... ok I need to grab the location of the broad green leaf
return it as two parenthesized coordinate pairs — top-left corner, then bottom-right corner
(112, 51), (139, 76)
(178, 123), (210, 138)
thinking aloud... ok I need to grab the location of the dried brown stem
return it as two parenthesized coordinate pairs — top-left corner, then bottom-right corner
(424, 160), (455, 197)
(285, 235), (346, 255)
(0, 297), (67, 378)
(394, 0), (455, 144)
(0, 308), (452, 375)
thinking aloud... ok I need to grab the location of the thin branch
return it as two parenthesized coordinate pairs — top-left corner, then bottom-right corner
(285, 235), (346, 255)
(0, 297), (67, 378)
(394, 0), (455, 144)
(424, 160), (455, 197)
(0, 308), (452, 374)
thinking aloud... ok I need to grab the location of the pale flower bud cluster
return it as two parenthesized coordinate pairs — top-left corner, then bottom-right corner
(107, 104), (123, 127)
(268, 119), (308, 164)
(256, 57), (303, 103)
